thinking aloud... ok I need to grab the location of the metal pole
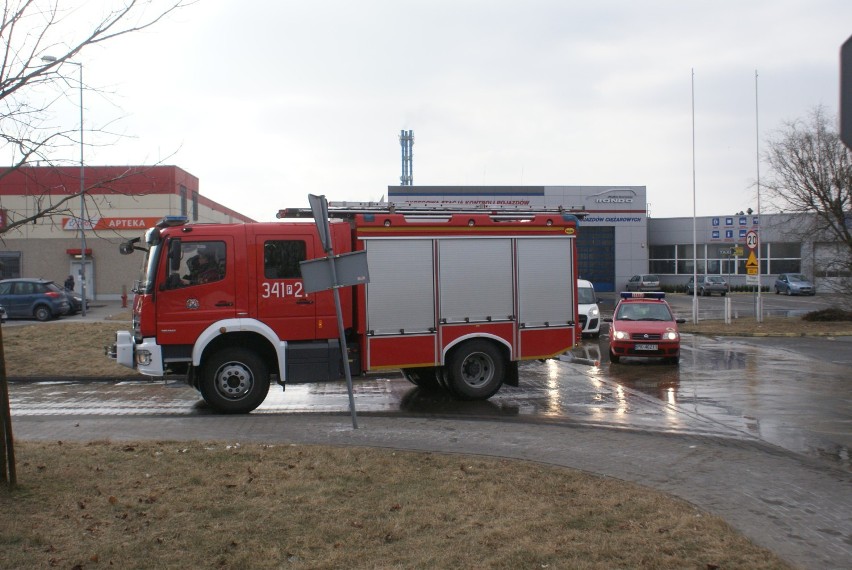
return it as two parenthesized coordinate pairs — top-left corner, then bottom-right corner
(691, 69), (699, 324)
(324, 246), (358, 429)
(754, 70), (762, 323)
(77, 61), (87, 317)
(41, 56), (87, 315)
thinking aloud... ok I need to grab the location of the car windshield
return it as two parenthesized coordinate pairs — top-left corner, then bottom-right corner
(708, 277), (725, 283)
(788, 274), (808, 281)
(616, 302), (673, 321)
(577, 286), (596, 304)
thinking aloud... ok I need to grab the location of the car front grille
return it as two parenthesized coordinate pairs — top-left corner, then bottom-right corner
(630, 332), (662, 340)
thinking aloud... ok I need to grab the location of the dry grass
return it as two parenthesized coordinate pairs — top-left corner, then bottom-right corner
(1, 321), (139, 377)
(679, 315), (852, 336)
(1, 441), (792, 569)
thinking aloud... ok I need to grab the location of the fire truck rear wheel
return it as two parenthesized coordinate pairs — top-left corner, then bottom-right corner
(446, 340), (505, 400)
(200, 347), (270, 414)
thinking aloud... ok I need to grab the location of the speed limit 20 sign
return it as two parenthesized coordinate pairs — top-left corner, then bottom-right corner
(746, 230), (759, 250)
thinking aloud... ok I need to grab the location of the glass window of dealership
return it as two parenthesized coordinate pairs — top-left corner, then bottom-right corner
(646, 214), (813, 288)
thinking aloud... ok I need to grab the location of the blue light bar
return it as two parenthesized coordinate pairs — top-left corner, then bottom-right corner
(620, 291), (666, 299)
(157, 215), (188, 228)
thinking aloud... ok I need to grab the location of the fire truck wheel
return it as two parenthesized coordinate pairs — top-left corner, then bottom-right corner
(200, 348), (270, 414)
(401, 367), (440, 390)
(446, 340), (505, 400)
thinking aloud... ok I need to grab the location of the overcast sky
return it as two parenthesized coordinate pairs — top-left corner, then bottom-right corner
(67, 0), (852, 222)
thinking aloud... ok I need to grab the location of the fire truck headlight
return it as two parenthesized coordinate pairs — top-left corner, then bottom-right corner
(136, 350), (152, 366)
(664, 331), (679, 341)
(613, 330), (628, 340)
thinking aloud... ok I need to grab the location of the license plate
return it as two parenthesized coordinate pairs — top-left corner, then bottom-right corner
(635, 343), (658, 351)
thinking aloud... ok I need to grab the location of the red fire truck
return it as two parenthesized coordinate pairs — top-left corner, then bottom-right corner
(108, 203), (582, 413)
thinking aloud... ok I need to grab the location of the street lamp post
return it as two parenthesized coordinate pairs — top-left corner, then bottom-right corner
(42, 56), (86, 316)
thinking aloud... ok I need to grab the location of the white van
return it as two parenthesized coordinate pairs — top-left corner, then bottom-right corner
(577, 279), (600, 338)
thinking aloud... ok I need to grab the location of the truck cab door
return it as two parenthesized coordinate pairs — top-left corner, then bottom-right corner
(257, 233), (335, 340)
(156, 237), (236, 345)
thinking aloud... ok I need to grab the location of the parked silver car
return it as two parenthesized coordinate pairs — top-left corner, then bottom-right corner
(625, 274), (660, 292)
(686, 275), (728, 296)
(774, 273), (815, 296)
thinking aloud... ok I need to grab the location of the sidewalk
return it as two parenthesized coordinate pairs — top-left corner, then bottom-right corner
(12, 413), (851, 570)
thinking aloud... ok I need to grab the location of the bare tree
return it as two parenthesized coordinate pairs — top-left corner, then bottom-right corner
(1, 0), (192, 488)
(0, 0), (192, 233)
(763, 106), (852, 298)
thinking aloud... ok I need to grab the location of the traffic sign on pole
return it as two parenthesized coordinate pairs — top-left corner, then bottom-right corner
(746, 229), (759, 250)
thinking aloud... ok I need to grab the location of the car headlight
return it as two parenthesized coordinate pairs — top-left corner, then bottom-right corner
(589, 306), (600, 318)
(613, 330), (628, 340)
(664, 331), (679, 341)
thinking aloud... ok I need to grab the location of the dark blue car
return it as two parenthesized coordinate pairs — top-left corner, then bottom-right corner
(63, 289), (89, 315)
(0, 278), (70, 321)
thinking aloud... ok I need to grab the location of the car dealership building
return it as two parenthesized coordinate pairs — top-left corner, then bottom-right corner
(0, 174), (839, 300)
(388, 185), (836, 293)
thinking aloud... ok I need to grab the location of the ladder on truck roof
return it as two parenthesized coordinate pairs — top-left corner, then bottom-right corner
(277, 201), (587, 220)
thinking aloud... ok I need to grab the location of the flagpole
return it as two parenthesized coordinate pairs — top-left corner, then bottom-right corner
(691, 68), (699, 324)
(754, 70), (763, 322)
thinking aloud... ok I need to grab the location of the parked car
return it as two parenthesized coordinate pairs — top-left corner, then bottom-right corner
(604, 292), (685, 365)
(625, 274), (660, 292)
(0, 278), (70, 321)
(63, 289), (89, 315)
(577, 279), (600, 338)
(774, 273), (815, 296)
(686, 275), (728, 296)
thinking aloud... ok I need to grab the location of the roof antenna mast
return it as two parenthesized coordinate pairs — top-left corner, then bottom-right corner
(399, 130), (414, 186)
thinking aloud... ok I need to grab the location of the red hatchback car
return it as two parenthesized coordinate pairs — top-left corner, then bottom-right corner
(605, 292), (685, 364)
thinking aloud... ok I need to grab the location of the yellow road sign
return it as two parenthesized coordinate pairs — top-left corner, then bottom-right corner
(746, 251), (758, 267)
(747, 266), (758, 276)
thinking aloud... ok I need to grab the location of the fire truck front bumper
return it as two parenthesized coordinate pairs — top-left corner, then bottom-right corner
(106, 331), (165, 376)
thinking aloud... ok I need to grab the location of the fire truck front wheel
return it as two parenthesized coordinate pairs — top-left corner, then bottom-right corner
(200, 347), (270, 414)
(446, 340), (505, 400)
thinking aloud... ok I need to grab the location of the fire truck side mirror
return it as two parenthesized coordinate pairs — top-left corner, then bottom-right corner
(119, 237), (143, 255)
(168, 239), (182, 271)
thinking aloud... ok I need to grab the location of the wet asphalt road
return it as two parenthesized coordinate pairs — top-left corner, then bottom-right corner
(9, 330), (852, 472)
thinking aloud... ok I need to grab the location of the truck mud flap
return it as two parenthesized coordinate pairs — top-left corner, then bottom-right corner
(504, 361), (519, 387)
